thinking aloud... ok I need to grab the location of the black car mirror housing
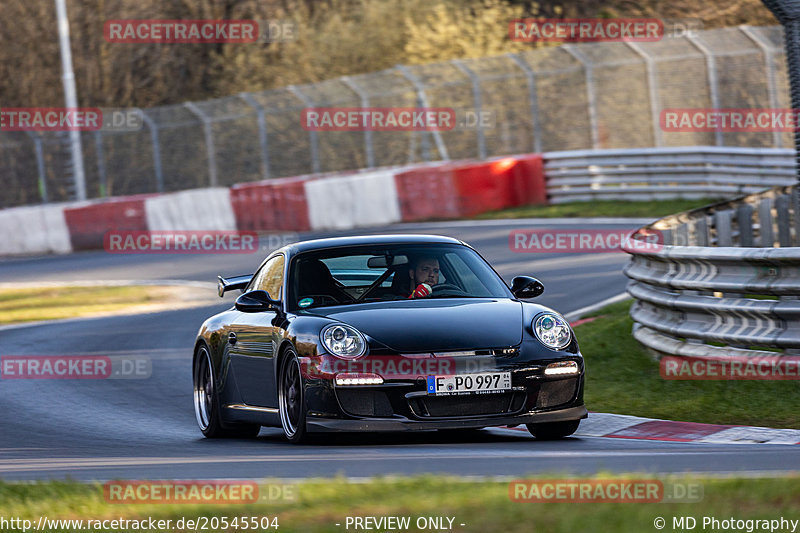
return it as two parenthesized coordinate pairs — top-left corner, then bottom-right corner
(235, 290), (281, 313)
(511, 276), (544, 299)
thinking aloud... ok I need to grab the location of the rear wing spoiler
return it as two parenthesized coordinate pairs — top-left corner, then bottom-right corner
(217, 274), (252, 297)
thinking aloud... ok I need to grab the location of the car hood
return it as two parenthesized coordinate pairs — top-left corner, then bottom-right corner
(308, 298), (523, 353)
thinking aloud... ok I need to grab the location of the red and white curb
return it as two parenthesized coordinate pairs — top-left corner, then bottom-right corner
(497, 412), (800, 444)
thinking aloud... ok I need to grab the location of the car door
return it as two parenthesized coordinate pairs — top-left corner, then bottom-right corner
(229, 254), (285, 408)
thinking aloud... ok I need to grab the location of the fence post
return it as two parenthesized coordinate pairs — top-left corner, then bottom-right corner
(740, 25), (784, 149)
(563, 45), (600, 149)
(452, 60), (487, 160)
(184, 102), (218, 187)
(239, 92), (271, 180)
(140, 112), (164, 193)
(341, 76), (376, 168)
(287, 85), (321, 174)
(626, 42), (664, 147)
(25, 132), (48, 203)
(94, 131), (107, 197)
(507, 53), (543, 153)
(686, 34), (724, 147)
(396, 65), (450, 161)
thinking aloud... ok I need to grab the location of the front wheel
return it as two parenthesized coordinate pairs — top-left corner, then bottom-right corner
(193, 344), (260, 439)
(278, 348), (308, 443)
(526, 420), (580, 440)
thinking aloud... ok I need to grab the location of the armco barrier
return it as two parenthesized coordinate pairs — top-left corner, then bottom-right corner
(0, 204), (73, 255)
(230, 177), (311, 232)
(144, 188), (237, 231)
(305, 169), (402, 231)
(545, 147), (796, 203)
(623, 185), (800, 359)
(394, 164), (461, 222)
(393, 155), (546, 222)
(63, 196), (150, 251)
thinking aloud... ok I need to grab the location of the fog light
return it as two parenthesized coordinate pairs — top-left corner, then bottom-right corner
(335, 373), (384, 386)
(544, 361), (579, 376)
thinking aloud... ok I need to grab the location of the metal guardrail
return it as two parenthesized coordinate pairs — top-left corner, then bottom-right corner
(545, 147), (797, 203)
(622, 185), (800, 358)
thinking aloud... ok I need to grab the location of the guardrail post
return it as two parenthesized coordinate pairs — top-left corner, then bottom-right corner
(715, 210), (733, 246)
(625, 42), (663, 147)
(758, 197), (775, 247)
(694, 217), (709, 246)
(239, 92), (271, 180)
(737, 204), (755, 246)
(396, 65), (450, 161)
(287, 85), (321, 174)
(740, 26), (783, 149)
(776, 194), (792, 246)
(507, 53), (543, 153)
(184, 102), (218, 187)
(25, 132), (48, 203)
(341, 76), (375, 168)
(140, 112), (164, 193)
(94, 131), (107, 197)
(686, 34), (724, 147)
(452, 60), (487, 160)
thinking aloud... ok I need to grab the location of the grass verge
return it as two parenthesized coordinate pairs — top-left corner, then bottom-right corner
(0, 476), (798, 532)
(0, 285), (202, 325)
(577, 301), (800, 428)
(477, 198), (721, 219)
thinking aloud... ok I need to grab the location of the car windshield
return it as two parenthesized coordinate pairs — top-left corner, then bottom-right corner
(288, 244), (510, 311)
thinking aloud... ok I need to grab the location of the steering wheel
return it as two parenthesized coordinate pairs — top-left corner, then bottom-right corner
(431, 283), (468, 296)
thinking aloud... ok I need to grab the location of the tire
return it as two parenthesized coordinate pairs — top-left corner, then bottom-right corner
(526, 420), (580, 440)
(278, 347), (308, 443)
(193, 344), (260, 439)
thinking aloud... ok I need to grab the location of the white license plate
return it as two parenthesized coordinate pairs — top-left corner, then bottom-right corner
(426, 372), (511, 395)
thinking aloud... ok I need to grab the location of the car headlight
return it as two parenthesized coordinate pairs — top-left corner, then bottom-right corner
(533, 313), (571, 350)
(321, 324), (367, 359)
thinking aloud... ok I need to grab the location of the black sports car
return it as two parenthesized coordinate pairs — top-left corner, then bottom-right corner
(193, 234), (587, 443)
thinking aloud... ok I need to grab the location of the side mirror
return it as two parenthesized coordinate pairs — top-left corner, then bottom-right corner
(235, 290), (281, 313)
(511, 276), (544, 299)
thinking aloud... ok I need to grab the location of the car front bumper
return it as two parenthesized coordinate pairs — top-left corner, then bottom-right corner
(306, 404), (588, 432)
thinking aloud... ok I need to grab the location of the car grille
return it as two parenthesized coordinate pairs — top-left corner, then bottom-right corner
(337, 389), (394, 417)
(536, 378), (578, 408)
(410, 391), (525, 418)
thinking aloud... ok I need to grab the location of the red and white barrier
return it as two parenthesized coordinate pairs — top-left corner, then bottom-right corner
(305, 169), (402, 230)
(145, 188), (236, 231)
(0, 204), (73, 255)
(3, 153), (547, 255)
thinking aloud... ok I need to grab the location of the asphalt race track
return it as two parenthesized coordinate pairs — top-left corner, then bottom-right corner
(1, 219), (798, 481)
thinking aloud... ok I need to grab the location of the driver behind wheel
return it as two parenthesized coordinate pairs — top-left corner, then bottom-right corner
(406, 256), (440, 299)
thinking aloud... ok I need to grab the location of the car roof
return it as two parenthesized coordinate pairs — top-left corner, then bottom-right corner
(282, 234), (465, 255)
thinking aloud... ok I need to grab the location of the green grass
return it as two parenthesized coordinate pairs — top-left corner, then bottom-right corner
(0, 476), (798, 532)
(577, 301), (800, 428)
(477, 198), (722, 219)
(0, 286), (179, 325)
